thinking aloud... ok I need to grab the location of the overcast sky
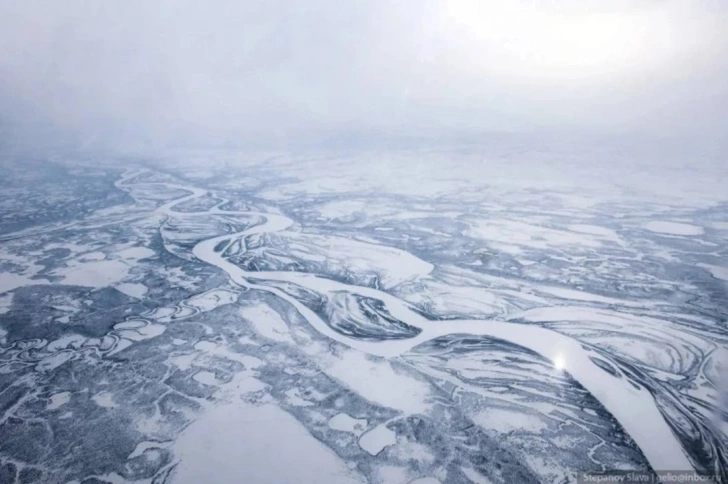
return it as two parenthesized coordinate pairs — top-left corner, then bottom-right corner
(1, 0), (726, 153)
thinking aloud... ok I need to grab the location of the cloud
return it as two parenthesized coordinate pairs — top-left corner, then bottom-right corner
(1, 0), (726, 152)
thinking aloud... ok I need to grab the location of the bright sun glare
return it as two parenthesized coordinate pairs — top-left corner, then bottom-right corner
(553, 354), (566, 371)
(441, 1), (654, 79)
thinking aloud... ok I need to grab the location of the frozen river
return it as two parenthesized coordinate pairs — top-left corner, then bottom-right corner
(0, 153), (726, 483)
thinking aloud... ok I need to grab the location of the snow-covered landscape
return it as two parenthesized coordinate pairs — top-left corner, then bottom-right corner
(0, 150), (726, 483)
(1, 0), (727, 482)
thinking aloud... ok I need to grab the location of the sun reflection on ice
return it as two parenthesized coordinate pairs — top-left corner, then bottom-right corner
(553, 354), (566, 371)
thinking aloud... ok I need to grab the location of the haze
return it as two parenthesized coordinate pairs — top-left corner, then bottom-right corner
(0, 0), (727, 153)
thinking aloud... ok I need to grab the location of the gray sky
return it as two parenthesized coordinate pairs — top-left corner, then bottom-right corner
(1, 0), (726, 152)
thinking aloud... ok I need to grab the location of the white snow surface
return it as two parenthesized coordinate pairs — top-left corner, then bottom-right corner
(358, 424), (398, 456)
(172, 402), (361, 484)
(644, 220), (704, 235)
